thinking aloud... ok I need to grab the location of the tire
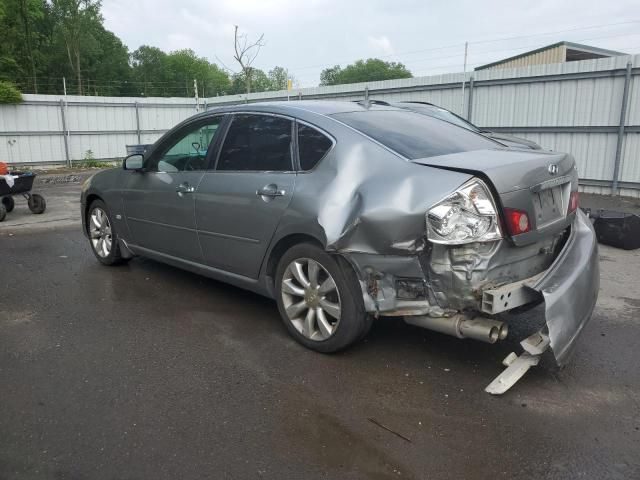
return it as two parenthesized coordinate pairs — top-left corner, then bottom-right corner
(0, 204), (5, 222)
(27, 194), (46, 214)
(275, 243), (371, 353)
(2, 196), (14, 212)
(87, 199), (129, 266)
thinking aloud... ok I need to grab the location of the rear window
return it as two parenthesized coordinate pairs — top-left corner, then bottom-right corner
(411, 105), (479, 132)
(332, 110), (497, 160)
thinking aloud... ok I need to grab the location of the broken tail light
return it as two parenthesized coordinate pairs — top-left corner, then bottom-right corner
(504, 208), (531, 236)
(426, 178), (503, 245)
(568, 191), (579, 213)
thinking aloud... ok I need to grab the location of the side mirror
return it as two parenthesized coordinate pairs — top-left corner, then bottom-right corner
(123, 154), (144, 171)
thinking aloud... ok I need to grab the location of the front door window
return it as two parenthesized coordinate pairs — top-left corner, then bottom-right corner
(149, 118), (223, 172)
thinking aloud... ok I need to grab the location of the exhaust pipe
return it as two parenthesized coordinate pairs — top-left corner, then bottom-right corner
(404, 314), (508, 344)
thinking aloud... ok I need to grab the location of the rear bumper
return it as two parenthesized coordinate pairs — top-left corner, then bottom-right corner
(527, 209), (599, 365)
(344, 209), (599, 365)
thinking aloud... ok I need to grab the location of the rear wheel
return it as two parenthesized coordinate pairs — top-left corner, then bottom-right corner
(27, 194), (46, 214)
(2, 196), (14, 212)
(87, 200), (128, 266)
(275, 243), (371, 353)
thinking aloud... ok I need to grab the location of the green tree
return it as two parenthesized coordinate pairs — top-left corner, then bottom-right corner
(0, 0), (47, 92)
(319, 65), (341, 87)
(164, 49), (230, 97)
(229, 68), (273, 94)
(50, 0), (102, 95)
(85, 26), (131, 96)
(0, 80), (23, 103)
(319, 58), (412, 86)
(131, 45), (168, 96)
(268, 66), (295, 91)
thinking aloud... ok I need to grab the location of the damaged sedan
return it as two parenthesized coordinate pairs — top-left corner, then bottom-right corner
(81, 101), (599, 393)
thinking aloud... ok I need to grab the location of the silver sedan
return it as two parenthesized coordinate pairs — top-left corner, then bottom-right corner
(81, 101), (599, 393)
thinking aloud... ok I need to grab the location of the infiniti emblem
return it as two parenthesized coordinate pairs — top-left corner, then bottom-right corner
(548, 164), (559, 175)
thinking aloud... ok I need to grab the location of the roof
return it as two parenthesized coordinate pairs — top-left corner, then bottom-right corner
(475, 41), (627, 71)
(207, 100), (401, 116)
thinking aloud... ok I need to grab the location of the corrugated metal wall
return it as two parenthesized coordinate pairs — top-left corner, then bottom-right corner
(0, 96), (198, 165)
(0, 54), (638, 195)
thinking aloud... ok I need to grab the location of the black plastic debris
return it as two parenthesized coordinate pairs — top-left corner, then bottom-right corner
(587, 209), (640, 250)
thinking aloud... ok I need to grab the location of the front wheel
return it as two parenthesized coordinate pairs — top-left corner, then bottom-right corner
(275, 243), (372, 353)
(87, 200), (129, 266)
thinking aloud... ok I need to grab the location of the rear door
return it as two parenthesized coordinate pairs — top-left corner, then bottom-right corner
(122, 116), (225, 262)
(195, 113), (296, 278)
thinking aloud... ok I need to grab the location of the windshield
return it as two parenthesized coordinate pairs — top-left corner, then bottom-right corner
(332, 109), (498, 160)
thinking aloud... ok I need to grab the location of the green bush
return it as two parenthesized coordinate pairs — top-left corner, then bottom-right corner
(0, 81), (23, 104)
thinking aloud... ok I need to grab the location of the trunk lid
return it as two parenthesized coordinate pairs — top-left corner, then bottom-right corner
(413, 149), (578, 246)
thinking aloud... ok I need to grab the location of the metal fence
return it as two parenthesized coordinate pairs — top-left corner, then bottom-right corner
(0, 54), (638, 196)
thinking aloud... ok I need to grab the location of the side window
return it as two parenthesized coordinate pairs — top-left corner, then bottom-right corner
(297, 124), (333, 170)
(150, 117), (222, 172)
(217, 114), (293, 171)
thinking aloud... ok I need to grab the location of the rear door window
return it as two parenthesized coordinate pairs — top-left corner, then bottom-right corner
(331, 110), (498, 160)
(297, 124), (333, 170)
(216, 114), (293, 171)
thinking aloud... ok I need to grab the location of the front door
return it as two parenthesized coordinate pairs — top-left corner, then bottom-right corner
(123, 116), (224, 262)
(195, 113), (296, 279)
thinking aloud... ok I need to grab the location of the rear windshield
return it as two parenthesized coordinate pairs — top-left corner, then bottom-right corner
(410, 105), (479, 132)
(332, 110), (497, 160)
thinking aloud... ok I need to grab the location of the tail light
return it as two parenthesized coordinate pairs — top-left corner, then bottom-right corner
(426, 179), (503, 245)
(503, 208), (531, 236)
(568, 191), (579, 213)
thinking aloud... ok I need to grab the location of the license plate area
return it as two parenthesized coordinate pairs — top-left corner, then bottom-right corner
(533, 184), (566, 228)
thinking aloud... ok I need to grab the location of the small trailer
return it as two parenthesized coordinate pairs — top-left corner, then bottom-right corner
(0, 171), (46, 222)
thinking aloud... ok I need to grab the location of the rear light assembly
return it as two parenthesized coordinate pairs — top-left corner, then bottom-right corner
(426, 179), (503, 245)
(503, 208), (531, 236)
(568, 190), (579, 213)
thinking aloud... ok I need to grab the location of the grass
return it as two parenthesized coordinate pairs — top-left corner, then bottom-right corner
(74, 160), (117, 169)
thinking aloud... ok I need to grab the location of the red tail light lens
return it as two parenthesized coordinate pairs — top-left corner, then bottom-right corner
(504, 208), (531, 236)
(568, 191), (579, 213)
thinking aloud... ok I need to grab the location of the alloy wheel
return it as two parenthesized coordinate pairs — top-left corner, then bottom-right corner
(89, 207), (113, 258)
(281, 258), (342, 341)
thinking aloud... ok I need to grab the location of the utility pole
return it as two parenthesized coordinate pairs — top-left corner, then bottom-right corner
(461, 41), (468, 115)
(62, 77), (71, 167)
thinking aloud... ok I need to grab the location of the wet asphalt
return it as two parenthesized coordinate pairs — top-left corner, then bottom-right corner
(1, 214), (639, 479)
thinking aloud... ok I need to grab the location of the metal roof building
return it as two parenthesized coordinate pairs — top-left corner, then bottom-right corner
(475, 41), (626, 71)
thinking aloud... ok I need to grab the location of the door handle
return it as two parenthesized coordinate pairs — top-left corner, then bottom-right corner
(256, 184), (285, 198)
(176, 183), (195, 196)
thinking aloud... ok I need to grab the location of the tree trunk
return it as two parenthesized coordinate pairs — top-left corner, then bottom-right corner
(76, 47), (82, 95)
(19, 0), (38, 93)
(245, 67), (251, 94)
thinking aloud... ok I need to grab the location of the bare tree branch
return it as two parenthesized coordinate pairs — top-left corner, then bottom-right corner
(232, 25), (266, 94)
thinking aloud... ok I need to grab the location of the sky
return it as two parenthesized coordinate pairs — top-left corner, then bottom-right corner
(101, 0), (640, 87)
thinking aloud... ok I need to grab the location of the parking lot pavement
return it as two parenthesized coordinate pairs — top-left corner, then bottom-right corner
(1, 224), (639, 480)
(0, 181), (82, 231)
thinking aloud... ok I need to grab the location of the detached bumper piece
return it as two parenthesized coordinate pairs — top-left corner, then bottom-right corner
(485, 331), (550, 395)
